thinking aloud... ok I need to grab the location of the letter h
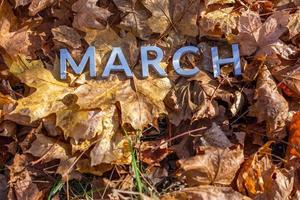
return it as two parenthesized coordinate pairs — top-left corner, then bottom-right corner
(211, 44), (241, 77)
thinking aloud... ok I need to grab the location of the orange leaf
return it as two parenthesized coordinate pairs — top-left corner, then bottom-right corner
(288, 112), (300, 158)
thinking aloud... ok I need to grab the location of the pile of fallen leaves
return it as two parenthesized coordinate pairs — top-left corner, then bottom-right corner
(0, 0), (300, 199)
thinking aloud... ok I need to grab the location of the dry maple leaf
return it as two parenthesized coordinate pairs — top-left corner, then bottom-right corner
(164, 71), (233, 126)
(113, 0), (153, 39)
(249, 66), (289, 138)
(72, 0), (113, 32)
(171, 0), (202, 37)
(235, 10), (296, 59)
(5, 56), (72, 124)
(141, 0), (171, 34)
(200, 7), (239, 37)
(178, 145), (244, 186)
(177, 123), (244, 186)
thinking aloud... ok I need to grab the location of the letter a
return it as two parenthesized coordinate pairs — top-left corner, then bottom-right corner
(102, 48), (133, 78)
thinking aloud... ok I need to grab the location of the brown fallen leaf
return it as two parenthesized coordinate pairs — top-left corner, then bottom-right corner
(0, 120), (17, 137)
(237, 141), (273, 197)
(0, 0), (40, 58)
(272, 60), (300, 98)
(8, 154), (44, 200)
(141, 0), (171, 35)
(72, 0), (113, 32)
(171, 0), (203, 37)
(76, 159), (113, 176)
(112, 0), (152, 39)
(200, 7), (239, 37)
(139, 140), (172, 166)
(178, 144), (244, 186)
(26, 134), (71, 163)
(249, 66), (289, 138)
(51, 25), (82, 49)
(161, 185), (251, 200)
(0, 174), (7, 200)
(255, 168), (294, 200)
(28, 0), (56, 16)
(164, 71), (233, 126)
(288, 10), (300, 39)
(235, 10), (296, 59)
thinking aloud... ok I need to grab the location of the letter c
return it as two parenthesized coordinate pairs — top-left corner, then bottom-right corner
(172, 46), (200, 77)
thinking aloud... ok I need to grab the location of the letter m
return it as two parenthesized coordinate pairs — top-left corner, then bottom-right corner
(60, 47), (96, 79)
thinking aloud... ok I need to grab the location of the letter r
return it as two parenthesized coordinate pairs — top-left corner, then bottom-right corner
(60, 47), (96, 79)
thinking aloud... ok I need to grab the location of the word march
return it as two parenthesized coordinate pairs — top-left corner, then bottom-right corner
(59, 44), (242, 79)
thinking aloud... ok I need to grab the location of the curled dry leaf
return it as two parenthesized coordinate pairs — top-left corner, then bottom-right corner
(249, 66), (289, 138)
(161, 185), (251, 200)
(164, 71), (233, 126)
(255, 168), (294, 200)
(72, 0), (113, 32)
(237, 142), (273, 197)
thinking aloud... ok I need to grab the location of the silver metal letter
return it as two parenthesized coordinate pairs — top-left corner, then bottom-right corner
(141, 46), (166, 78)
(102, 47), (133, 78)
(60, 46), (96, 79)
(211, 44), (241, 77)
(172, 46), (200, 77)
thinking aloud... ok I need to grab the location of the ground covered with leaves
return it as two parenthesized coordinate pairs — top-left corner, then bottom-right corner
(0, 0), (300, 199)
